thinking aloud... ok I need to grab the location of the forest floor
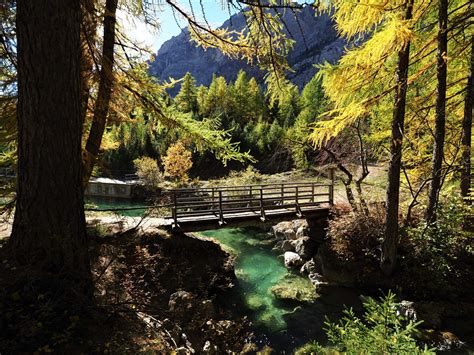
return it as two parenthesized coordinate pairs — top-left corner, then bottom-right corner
(0, 223), (257, 353)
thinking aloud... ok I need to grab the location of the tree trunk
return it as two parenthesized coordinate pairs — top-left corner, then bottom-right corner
(381, 0), (414, 275)
(322, 147), (358, 211)
(460, 38), (473, 201)
(355, 119), (370, 217)
(10, 0), (91, 296)
(426, 0), (449, 223)
(80, 0), (97, 124)
(83, 0), (118, 186)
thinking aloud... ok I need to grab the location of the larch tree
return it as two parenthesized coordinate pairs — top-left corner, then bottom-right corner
(460, 39), (473, 201)
(382, 0), (414, 275)
(83, 0), (118, 184)
(10, 0), (91, 296)
(175, 72), (198, 114)
(426, 0), (449, 223)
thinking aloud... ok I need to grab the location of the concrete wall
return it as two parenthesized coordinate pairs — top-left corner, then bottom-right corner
(85, 181), (132, 199)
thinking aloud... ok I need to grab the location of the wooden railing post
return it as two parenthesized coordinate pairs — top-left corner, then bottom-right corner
(249, 185), (253, 207)
(211, 187), (215, 210)
(296, 185), (302, 217)
(281, 183), (284, 205)
(260, 187), (266, 221)
(311, 182), (315, 203)
(218, 190), (224, 225)
(172, 192), (178, 226)
(329, 168), (335, 206)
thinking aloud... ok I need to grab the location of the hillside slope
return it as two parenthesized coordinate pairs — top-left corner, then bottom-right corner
(149, 6), (346, 94)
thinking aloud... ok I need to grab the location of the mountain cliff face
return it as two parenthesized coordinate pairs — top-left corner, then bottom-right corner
(149, 6), (346, 94)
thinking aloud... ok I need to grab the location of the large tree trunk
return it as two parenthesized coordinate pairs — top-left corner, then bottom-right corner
(381, 0), (414, 275)
(83, 0), (118, 186)
(80, 0), (97, 124)
(426, 0), (449, 223)
(460, 38), (473, 201)
(10, 0), (91, 297)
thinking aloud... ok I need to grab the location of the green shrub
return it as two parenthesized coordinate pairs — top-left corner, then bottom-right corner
(296, 292), (433, 354)
(405, 196), (473, 279)
(133, 156), (163, 191)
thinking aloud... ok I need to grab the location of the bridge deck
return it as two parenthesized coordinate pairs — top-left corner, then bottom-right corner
(164, 204), (330, 231)
(164, 180), (334, 231)
(85, 179), (336, 232)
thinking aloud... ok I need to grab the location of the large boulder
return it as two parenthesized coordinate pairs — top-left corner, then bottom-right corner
(296, 225), (308, 239)
(284, 251), (304, 268)
(272, 221), (298, 240)
(295, 237), (317, 260)
(281, 240), (295, 252)
(292, 219), (309, 231)
(270, 275), (317, 303)
(271, 221), (294, 240)
(300, 258), (321, 276)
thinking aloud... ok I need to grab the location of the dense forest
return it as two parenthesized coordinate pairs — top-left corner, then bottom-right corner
(0, 0), (473, 353)
(103, 70), (327, 176)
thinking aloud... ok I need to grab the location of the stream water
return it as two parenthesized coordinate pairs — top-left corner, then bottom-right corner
(88, 198), (360, 352)
(200, 228), (359, 353)
(85, 197), (147, 217)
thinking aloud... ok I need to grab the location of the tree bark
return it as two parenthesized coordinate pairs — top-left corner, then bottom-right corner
(426, 0), (449, 223)
(322, 147), (358, 211)
(10, 0), (91, 296)
(381, 0), (414, 275)
(355, 119), (370, 217)
(460, 38), (473, 201)
(83, 0), (118, 186)
(80, 0), (97, 124)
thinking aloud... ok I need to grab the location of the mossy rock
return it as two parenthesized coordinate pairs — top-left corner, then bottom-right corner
(245, 294), (266, 311)
(270, 275), (317, 303)
(257, 311), (286, 331)
(235, 268), (250, 282)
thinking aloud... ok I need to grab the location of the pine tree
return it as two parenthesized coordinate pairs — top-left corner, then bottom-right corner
(247, 77), (265, 120)
(460, 39), (473, 202)
(175, 72), (198, 113)
(231, 70), (250, 122)
(196, 85), (208, 118)
(426, 0), (449, 223)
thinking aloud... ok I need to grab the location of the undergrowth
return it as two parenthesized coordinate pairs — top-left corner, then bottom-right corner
(295, 292), (434, 354)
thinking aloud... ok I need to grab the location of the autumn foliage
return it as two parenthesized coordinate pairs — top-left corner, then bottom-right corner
(162, 141), (193, 183)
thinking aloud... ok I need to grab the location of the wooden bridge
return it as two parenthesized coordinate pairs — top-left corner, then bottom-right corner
(161, 179), (334, 231)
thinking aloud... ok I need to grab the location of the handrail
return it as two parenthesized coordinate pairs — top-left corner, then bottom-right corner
(164, 181), (331, 193)
(84, 178), (335, 226)
(169, 180), (333, 226)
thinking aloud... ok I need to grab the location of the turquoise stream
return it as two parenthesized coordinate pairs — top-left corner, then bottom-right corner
(85, 197), (147, 217)
(201, 228), (298, 330)
(88, 198), (351, 352)
(199, 228), (333, 352)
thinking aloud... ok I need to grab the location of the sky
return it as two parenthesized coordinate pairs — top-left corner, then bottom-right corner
(120, 0), (236, 53)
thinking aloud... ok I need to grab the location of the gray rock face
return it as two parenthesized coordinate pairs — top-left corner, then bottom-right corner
(284, 251), (304, 268)
(281, 240), (295, 252)
(295, 236), (317, 259)
(149, 6), (346, 95)
(272, 221), (297, 240)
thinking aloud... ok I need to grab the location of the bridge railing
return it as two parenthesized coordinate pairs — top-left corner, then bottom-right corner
(164, 180), (334, 226)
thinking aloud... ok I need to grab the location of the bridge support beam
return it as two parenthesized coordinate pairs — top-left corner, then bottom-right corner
(306, 216), (329, 245)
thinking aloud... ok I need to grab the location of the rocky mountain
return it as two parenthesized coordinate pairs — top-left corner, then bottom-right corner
(149, 6), (346, 94)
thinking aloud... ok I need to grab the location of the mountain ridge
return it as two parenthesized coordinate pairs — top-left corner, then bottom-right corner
(149, 6), (346, 94)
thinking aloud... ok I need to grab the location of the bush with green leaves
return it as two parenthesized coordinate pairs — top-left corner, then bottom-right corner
(133, 156), (163, 191)
(404, 196), (473, 280)
(295, 292), (433, 355)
